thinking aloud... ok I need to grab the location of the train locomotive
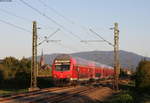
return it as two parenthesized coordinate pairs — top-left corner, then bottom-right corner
(52, 54), (114, 86)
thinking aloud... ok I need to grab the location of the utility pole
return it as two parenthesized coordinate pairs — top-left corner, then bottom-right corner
(29, 21), (39, 91)
(113, 22), (120, 91)
(82, 23), (120, 91)
(88, 23), (120, 91)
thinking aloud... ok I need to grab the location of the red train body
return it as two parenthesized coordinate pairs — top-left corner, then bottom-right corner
(52, 54), (114, 84)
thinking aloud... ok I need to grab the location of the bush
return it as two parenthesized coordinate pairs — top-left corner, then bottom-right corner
(37, 77), (53, 88)
(14, 72), (30, 89)
(118, 94), (133, 103)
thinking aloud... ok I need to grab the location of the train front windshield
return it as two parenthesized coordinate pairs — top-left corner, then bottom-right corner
(55, 65), (70, 71)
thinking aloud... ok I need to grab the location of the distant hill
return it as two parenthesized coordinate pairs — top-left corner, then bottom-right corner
(37, 50), (150, 71)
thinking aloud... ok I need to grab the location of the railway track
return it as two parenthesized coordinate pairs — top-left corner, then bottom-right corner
(44, 86), (100, 103)
(0, 79), (117, 103)
(0, 86), (76, 103)
(29, 86), (94, 103)
(0, 85), (101, 103)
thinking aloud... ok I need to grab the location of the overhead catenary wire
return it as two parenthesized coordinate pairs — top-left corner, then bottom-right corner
(38, 28), (60, 46)
(36, 0), (97, 51)
(0, 8), (31, 23)
(37, 0), (94, 39)
(0, 18), (51, 40)
(0, 19), (31, 33)
(0, 8), (54, 30)
(20, 0), (96, 52)
(59, 41), (94, 52)
(89, 29), (114, 47)
(81, 40), (105, 43)
(20, 0), (81, 40)
(0, 8), (62, 43)
(19, 0), (104, 52)
(37, 0), (74, 24)
(57, 43), (78, 52)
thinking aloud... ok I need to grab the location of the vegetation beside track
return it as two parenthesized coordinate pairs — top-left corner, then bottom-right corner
(103, 60), (150, 103)
(102, 85), (150, 103)
(0, 89), (27, 96)
(0, 57), (52, 96)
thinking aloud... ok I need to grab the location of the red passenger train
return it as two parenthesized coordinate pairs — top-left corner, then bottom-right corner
(52, 54), (114, 85)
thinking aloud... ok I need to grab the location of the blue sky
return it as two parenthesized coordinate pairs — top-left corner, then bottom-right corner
(0, 0), (150, 58)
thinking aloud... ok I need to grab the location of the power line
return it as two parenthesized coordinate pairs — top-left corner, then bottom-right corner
(89, 29), (114, 47)
(0, 8), (54, 30)
(19, 0), (100, 52)
(81, 40), (104, 43)
(44, 29), (60, 40)
(38, 28), (60, 46)
(0, 8), (31, 23)
(38, 0), (115, 51)
(37, 0), (97, 51)
(57, 43), (78, 52)
(0, 8), (62, 41)
(0, 19), (31, 33)
(20, 0), (81, 40)
(37, 0), (74, 24)
(37, 0), (94, 40)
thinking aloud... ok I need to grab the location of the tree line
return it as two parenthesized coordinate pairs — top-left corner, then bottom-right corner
(0, 57), (52, 89)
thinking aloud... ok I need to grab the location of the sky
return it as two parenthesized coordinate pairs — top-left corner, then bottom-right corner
(0, 0), (150, 58)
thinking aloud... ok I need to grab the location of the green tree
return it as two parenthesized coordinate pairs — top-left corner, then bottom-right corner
(2, 57), (19, 67)
(18, 57), (31, 73)
(0, 64), (10, 80)
(0, 57), (31, 89)
(136, 60), (150, 92)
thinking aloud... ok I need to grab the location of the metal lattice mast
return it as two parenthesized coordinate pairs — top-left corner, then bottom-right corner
(114, 22), (120, 91)
(81, 23), (120, 91)
(29, 21), (39, 91)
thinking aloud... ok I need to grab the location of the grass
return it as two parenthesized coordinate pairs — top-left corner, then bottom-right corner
(0, 89), (28, 96)
(103, 90), (134, 103)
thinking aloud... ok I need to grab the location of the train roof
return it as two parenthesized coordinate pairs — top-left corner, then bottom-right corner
(54, 54), (113, 69)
